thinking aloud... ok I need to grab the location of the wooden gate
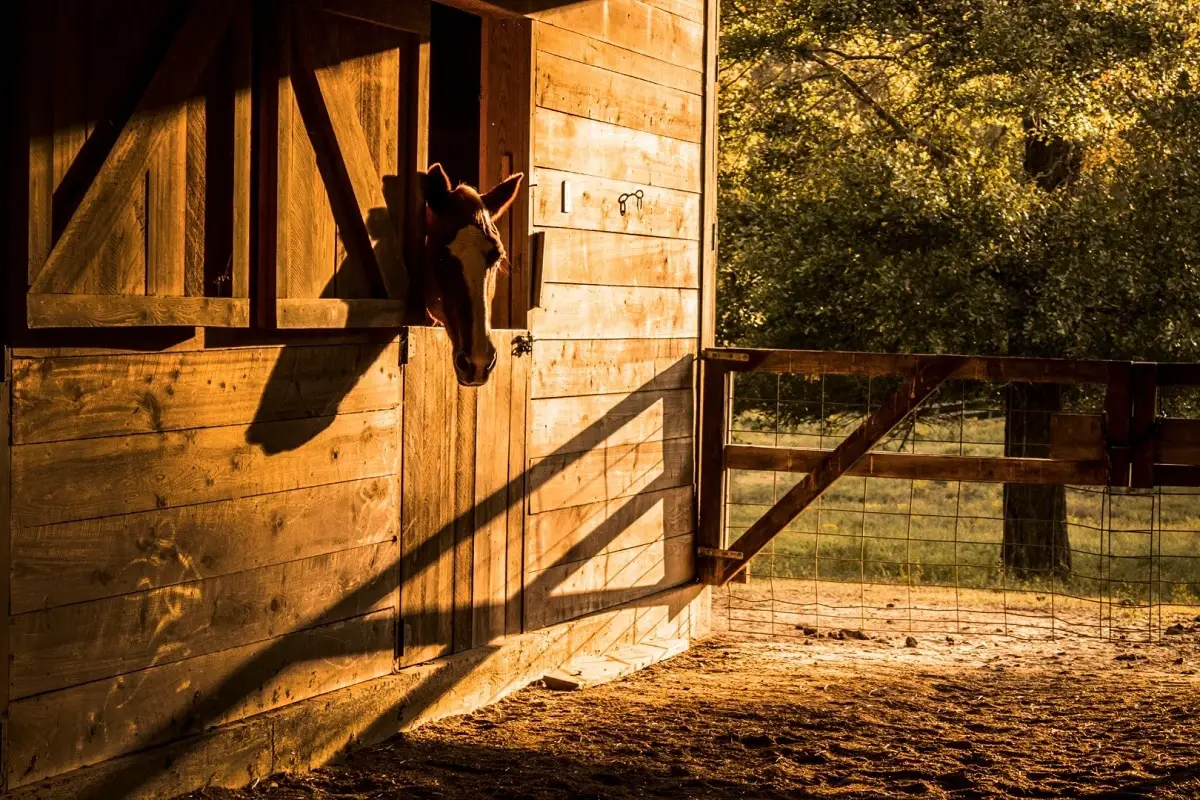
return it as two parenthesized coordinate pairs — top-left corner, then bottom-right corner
(400, 326), (529, 666)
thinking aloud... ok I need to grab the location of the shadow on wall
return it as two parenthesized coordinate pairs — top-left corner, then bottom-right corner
(63, 357), (697, 800)
(245, 204), (415, 455)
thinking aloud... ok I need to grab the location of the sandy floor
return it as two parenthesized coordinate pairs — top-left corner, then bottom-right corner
(190, 616), (1200, 800)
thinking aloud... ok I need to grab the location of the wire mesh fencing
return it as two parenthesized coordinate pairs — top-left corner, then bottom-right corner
(717, 370), (1200, 642)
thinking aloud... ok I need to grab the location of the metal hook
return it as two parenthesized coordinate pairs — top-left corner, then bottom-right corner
(618, 189), (645, 216)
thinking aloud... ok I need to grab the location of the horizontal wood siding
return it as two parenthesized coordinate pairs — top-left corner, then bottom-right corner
(524, 0), (704, 630)
(7, 341), (403, 786)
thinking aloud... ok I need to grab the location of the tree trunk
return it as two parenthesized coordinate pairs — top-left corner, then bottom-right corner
(1002, 382), (1071, 578)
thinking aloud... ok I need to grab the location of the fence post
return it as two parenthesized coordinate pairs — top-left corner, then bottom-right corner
(1131, 362), (1158, 489)
(1105, 362), (1133, 488)
(697, 358), (728, 585)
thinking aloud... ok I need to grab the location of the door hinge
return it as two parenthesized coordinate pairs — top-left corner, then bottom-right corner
(513, 334), (535, 357)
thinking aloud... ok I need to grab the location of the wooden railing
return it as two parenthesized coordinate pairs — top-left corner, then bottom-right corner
(696, 347), (1200, 586)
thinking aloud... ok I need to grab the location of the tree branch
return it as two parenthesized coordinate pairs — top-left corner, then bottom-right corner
(801, 50), (953, 165)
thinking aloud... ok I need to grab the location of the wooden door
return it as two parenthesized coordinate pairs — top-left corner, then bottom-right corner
(399, 327), (529, 666)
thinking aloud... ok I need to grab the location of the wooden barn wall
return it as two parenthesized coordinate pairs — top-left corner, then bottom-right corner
(523, 0), (705, 630)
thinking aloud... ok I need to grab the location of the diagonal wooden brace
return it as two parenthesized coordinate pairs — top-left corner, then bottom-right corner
(715, 355), (967, 585)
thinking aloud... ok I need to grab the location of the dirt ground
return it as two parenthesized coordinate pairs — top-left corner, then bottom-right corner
(191, 606), (1200, 800)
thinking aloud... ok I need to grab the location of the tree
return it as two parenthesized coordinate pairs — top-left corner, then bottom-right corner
(719, 0), (1200, 575)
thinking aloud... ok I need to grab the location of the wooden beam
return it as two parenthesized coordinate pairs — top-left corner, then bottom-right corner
(290, 3), (408, 304)
(1049, 413), (1105, 461)
(1131, 362), (1158, 489)
(715, 355), (966, 585)
(275, 298), (405, 328)
(695, 361), (727, 584)
(319, 0), (432, 34)
(28, 295), (249, 328)
(1105, 361), (1133, 487)
(30, 0), (237, 293)
(702, 347), (1118, 385)
(724, 445), (1108, 486)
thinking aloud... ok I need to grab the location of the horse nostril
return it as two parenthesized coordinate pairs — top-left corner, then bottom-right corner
(455, 352), (473, 376)
(487, 351), (498, 373)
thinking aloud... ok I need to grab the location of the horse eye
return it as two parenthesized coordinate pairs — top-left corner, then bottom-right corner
(486, 248), (501, 263)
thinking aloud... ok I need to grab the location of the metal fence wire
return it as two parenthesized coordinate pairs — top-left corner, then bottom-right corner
(719, 371), (1200, 642)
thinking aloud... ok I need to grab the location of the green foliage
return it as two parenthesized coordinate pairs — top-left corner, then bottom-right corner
(719, 0), (1200, 360)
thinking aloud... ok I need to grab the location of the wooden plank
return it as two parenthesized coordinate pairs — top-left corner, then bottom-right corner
(534, 108), (701, 193)
(231, 3), (253, 299)
(704, 347), (1121, 384)
(542, 637), (688, 691)
(452, 378), (477, 654)
(533, 284), (699, 340)
(533, 20), (702, 95)
(276, 298), (406, 328)
(531, 0), (704, 67)
(1, 372), (11, 773)
(9, 609), (393, 788)
(12, 408), (399, 528)
(1131, 362), (1158, 489)
(532, 338), (695, 398)
(290, 5), (407, 303)
(506, 343), (531, 637)
(526, 485), (694, 572)
(31, 0), (237, 293)
(539, 229), (699, 289)
(400, 327), (456, 666)
(1049, 413), (1105, 461)
(719, 356), (966, 584)
(28, 294), (249, 328)
(474, 333), (515, 647)
(529, 388), (693, 458)
(724, 445), (1109, 486)
(696, 360), (726, 584)
(146, 107), (187, 296)
(184, 95), (207, 297)
(1106, 361), (1133, 487)
(536, 52), (702, 144)
(12, 342), (398, 444)
(11, 477), (396, 614)
(640, 0), (704, 22)
(320, 0), (432, 34)
(1156, 418), (1200, 465)
(10, 541), (394, 699)
(532, 168), (700, 239)
(529, 438), (694, 514)
(698, 0), (718, 349)
(525, 533), (694, 630)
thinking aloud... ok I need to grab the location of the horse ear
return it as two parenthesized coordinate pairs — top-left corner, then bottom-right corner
(425, 163), (453, 213)
(482, 172), (524, 221)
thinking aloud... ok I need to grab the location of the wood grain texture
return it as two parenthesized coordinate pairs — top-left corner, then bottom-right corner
(639, 0), (704, 22)
(8, 609), (394, 788)
(533, 20), (701, 96)
(320, 0), (432, 34)
(147, 107), (187, 297)
(532, 168), (700, 239)
(529, 389), (693, 458)
(533, 108), (700, 193)
(11, 542), (395, 699)
(533, 284), (699, 340)
(452, 377), (477, 654)
(400, 327), (456, 666)
(538, 229), (699, 288)
(473, 334), (515, 647)
(529, 438), (694, 513)
(525, 533), (694, 630)
(525, 485), (693, 572)
(506, 343), (531, 637)
(12, 408), (399, 527)
(12, 477), (397, 614)
(531, 338), (695, 398)
(27, 295), (249, 328)
(12, 342), (398, 444)
(536, 53), (702, 143)
(31, 0), (237, 295)
(531, 0), (704, 67)
(699, 0), (718, 348)
(275, 298), (406, 328)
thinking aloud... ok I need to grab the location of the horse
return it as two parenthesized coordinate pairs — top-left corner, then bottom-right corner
(420, 163), (524, 387)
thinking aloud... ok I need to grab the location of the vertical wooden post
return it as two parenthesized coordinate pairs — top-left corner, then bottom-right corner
(1, 348), (11, 789)
(1105, 362), (1133, 488)
(697, 359), (728, 585)
(698, 0), (719, 350)
(1131, 361), (1158, 489)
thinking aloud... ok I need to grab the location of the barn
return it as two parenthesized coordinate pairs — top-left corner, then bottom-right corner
(0, 0), (717, 796)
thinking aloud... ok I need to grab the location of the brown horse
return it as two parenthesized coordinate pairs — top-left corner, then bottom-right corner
(422, 163), (523, 386)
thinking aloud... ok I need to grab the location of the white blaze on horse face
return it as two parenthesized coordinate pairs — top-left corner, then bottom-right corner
(448, 223), (495, 366)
